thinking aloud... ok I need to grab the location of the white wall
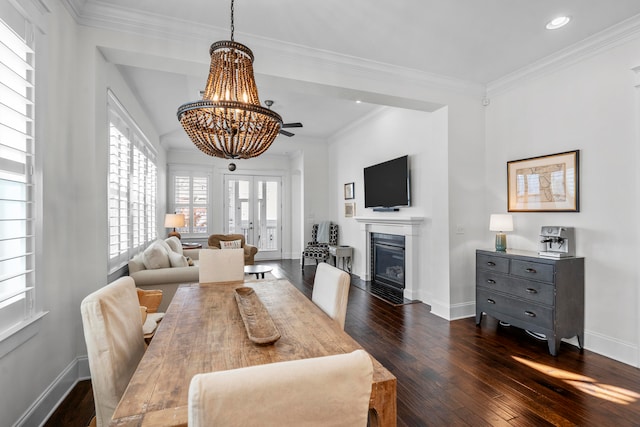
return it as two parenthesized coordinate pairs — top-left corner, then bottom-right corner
(485, 36), (640, 366)
(0, 1), (164, 424)
(327, 107), (436, 301)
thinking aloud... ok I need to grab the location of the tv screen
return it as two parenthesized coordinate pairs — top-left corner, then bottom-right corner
(364, 155), (410, 208)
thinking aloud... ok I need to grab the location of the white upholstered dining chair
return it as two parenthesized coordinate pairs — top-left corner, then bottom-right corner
(80, 277), (146, 427)
(188, 349), (373, 427)
(312, 262), (351, 329)
(199, 248), (244, 284)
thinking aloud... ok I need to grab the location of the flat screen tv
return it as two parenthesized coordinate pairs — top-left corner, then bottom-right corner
(364, 155), (410, 210)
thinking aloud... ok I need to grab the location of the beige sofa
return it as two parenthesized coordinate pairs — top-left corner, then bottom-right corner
(128, 237), (201, 311)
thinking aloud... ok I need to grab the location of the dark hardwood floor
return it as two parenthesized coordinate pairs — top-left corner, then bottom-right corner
(46, 259), (640, 426)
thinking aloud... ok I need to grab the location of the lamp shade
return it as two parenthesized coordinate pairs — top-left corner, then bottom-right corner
(489, 214), (513, 232)
(164, 213), (185, 228)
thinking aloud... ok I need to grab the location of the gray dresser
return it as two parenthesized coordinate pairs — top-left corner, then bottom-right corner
(475, 249), (584, 355)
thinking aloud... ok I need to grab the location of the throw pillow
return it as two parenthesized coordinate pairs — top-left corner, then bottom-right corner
(152, 238), (173, 255)
(220, 239), (242, 249)
(165, 236), (183, 255)
(142, 243), (171, 269)
(168, 250), (189, 268)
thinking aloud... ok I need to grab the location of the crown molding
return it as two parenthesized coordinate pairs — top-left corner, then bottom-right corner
(61, 0), (485, 97)
(487, 13), (640, 97)
(60, 0), (83, 20)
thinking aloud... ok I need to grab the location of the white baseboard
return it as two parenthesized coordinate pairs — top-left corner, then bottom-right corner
(585, 329), (638, 367)
(15, 356), (90, 427)
(449, 301), (476, 320)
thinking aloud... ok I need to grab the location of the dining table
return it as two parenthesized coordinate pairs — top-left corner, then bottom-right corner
(110, 278), (397, 426)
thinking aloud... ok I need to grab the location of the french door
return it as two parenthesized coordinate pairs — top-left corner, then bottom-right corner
(223, 175), (282, 260)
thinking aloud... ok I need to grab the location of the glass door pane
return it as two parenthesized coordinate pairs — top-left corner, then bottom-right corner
(224, 175), (281, 260)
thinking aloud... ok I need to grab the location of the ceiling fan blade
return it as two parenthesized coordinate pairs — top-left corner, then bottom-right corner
(279, 129), (295, 137)
(282, 122), (303, 128)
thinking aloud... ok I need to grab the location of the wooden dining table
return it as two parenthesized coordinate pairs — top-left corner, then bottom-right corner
(110, 279), (397, 426)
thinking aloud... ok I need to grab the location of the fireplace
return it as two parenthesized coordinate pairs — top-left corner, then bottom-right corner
(355, 216), (424, 301)
(371, 233), (405, 291)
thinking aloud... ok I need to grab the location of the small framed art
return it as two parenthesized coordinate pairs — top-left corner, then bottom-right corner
(344, 182), (355, 200)
(344, 202), (355, 217)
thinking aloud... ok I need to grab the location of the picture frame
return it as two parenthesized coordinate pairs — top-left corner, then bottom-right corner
(344, 202), (355, 218)
(344, 182), (355, 200)
(507, 150), (579, 212)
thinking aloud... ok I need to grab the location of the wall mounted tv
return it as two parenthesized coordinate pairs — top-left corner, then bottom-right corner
(364, 155), (410, 211)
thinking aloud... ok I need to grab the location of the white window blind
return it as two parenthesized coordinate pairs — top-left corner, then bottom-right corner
(171, 172), (209, 236)
(108, 91), (157, 272)
(0, 17), (35, 338)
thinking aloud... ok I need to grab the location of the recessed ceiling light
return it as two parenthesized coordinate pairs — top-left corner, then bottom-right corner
(355, 100), (362, 104)
(546, 16), (571, 30)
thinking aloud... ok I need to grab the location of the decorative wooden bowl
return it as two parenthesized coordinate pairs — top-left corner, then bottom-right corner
(234, 287), (281, 345)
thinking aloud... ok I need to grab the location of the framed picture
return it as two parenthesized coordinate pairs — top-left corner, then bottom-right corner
(344, 202), (355, 217)
(344, 182), (355, 200)
(507, 150), (579, 212)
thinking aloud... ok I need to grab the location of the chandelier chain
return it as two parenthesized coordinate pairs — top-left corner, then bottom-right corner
(230, 0), (235, 41)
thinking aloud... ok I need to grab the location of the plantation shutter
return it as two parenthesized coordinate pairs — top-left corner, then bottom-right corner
(107, 91), (157, 272)
(0, 17), (35, 337)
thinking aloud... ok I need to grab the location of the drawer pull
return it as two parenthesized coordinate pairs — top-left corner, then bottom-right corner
(487, 261), (496, 267)
(525, 268), (537, 274)
(487, 299), (495, 304)
(525, 288), (537, 294)
(524, 310), (536, 317)
(486, 279), (496, 284)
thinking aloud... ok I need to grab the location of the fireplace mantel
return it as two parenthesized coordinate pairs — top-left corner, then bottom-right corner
(355, 216), (425, 301)
(354, 216), (424, 227)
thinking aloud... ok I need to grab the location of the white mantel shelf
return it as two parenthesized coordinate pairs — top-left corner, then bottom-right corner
(354, 216), (425, 226)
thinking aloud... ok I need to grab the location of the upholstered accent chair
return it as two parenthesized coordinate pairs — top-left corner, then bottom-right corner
(80, 277), (146, 427)
(301, 222), (338, 269)
(188, 350), (373, 427)
(312, 262), (351, 330)
(208, 234), (258, 265)
(136, 288), (164, 342)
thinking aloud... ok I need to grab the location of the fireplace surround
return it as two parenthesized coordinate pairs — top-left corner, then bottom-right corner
(355, 216), (424, 300)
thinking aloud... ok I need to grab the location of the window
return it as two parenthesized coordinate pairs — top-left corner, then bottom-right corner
(170, 171), (209, 236)
(108, 91), (157, 272)
(0, 17), (36, 339)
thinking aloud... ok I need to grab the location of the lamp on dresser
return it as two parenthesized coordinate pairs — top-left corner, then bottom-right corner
(489, 214), (513, 252)
(164, 213), (185, 239)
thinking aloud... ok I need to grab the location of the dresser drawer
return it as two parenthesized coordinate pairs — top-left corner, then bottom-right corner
(477, 253), (509, 273)
(476, 270), (555, 305)
(510, 259), (555, 283)
(477, 288), (553, 329)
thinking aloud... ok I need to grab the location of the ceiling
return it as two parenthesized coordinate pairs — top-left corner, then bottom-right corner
(71, 0), (640, 154)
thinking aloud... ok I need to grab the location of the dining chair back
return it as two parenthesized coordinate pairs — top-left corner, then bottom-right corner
(199, 248), (245, 284)
(80, 277), (146, 427)
(312, 262), (351, 329)
(188, 349), (373, 427)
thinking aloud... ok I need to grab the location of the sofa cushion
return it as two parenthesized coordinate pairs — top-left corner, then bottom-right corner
(142, 242), (171, 269)
(168, 250), (189, 268)
(165, 236), (183, 255)
(128, 253), (146, 274)
(220, 239), (242, 249)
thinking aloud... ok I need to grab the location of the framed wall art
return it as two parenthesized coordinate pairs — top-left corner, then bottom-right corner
(344, 182), (355, 200)
(507, 150), (579, 212)
(344, 202), (355, 217)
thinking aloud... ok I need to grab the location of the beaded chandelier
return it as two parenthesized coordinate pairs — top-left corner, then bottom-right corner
(177, 0), (282, 159)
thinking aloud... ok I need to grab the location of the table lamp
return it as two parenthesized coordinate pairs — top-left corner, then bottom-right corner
(164, 213), (185, 239)
(489, 214), (513, 252)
